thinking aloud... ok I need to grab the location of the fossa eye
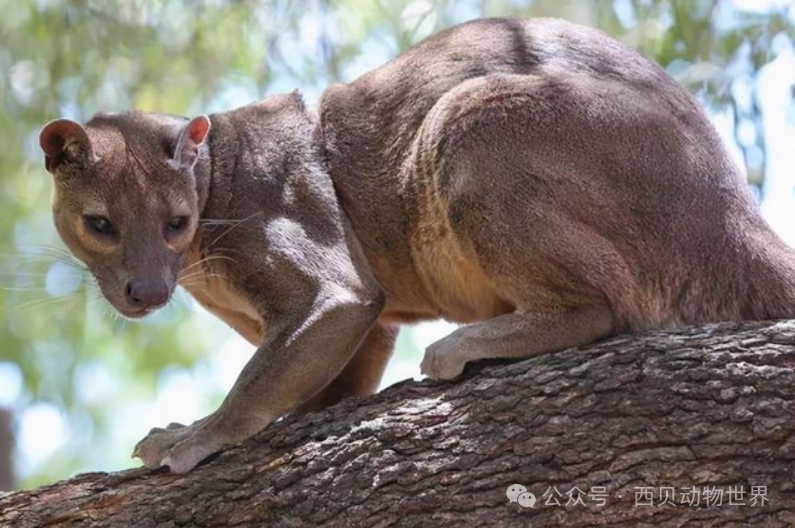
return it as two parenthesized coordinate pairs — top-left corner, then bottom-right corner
(84, 215), (116, 236)
(166, 216), (188, 234)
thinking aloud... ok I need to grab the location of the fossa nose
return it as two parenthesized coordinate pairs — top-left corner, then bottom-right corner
(125, 277), (169, 309)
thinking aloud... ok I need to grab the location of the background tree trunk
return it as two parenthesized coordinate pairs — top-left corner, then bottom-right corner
(2, 320), (795, 527)
(0, 408), (12, 491)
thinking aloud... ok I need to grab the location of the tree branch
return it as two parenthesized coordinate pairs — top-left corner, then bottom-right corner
(2, 320), (795, 527)
(0, 408), (12, 491)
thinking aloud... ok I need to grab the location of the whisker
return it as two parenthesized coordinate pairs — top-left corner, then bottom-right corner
(199, 218), (252, 226)
(8, 244), (86, 265)
(207, 211), (264, 248)
(2, 285), (60, 293)
(14, 244), (77, 258)
(179, 275), (231, 288)
(178, 254), (237, 277)
(18, 292), (85, 312)
(178, 270), (231, 281)
(0, 252), (88, 273)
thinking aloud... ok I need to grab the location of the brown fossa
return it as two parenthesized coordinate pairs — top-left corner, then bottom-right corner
(39, 18), (795, 473)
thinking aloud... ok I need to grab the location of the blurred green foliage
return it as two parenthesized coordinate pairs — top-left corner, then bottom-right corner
(0, 0), (792, 487)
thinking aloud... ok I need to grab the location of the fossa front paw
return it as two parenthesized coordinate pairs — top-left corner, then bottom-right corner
(132, 420), (227, 474)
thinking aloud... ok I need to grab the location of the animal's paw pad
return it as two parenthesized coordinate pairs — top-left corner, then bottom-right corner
(420, 339), (468, 380)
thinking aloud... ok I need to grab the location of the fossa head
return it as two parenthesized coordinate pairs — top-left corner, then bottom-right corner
(39, 112), (210, 318)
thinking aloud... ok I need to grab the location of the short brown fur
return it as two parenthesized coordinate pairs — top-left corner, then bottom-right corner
(39, 18), (795, 472)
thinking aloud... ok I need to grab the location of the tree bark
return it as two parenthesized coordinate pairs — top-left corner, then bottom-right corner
(0, 408), (12, 491)
(2, 320), (795, 527)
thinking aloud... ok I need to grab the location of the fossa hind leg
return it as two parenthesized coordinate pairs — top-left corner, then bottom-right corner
(418, 73), (630, 379)
(296, 323), (397, 413)
(421, 304), (613, 380)
(416, 223), (620, 381)
(417, 149), (619, 380)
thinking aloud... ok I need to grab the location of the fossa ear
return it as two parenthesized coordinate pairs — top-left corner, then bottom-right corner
(39, 119), (93, 174)
(173, 115), (211, 172)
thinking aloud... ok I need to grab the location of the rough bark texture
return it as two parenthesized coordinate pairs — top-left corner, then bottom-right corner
(2, 320), (795, 527)
(0, 408), (12, 491)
